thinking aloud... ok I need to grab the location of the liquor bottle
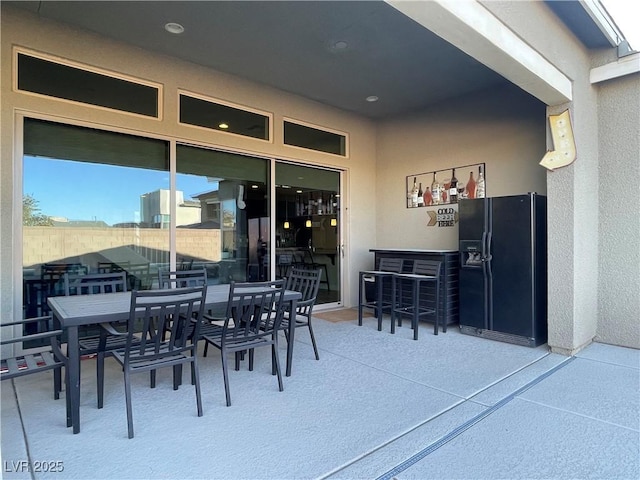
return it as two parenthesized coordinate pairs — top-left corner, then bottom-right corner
(317, 195), (323, 215)
(417, 183), (424, 207)
(476, 165), (485, 198)
(466, 171), (477, 199)
(411, 177), (419, 207)
(423, 187), (432, 206)
(431, 172), (440, 205)
(449, 168), (458, 203)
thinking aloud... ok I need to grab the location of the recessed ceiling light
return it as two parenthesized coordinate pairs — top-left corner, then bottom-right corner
(164, 22), (184, 34)
(333, 40), (348, 50)
(251, 185), (259, 189)
(218, 123), (229, 129)
(366, 95), (379, 103)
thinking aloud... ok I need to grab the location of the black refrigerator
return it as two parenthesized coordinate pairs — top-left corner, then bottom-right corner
(458, 193), (547, 347)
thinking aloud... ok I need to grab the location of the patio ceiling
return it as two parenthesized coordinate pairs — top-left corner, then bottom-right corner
(8, 0), (513, 119)
(7, 1), (611, 119)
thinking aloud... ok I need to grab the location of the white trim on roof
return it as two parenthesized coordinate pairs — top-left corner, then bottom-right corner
(590, 52), (640, 83)
(387, 0), (572, 106)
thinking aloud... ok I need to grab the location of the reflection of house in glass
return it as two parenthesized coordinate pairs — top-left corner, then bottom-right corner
(140, 189), (201, 228)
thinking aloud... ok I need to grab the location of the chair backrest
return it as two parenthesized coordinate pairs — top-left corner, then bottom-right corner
(41, 263), (88, 296)
(378, 258), (404, 273)
(126, 263), (151, 290)
(97, 261), (129, 274)
(285, 267), (322, 312)
(127, 285), (207, 358)
(412, 260), (441, 277)
(64, 272), (128, 296)
(278, 253), (294, 265)
(223, 280), (285, 340)
(158, 268), (207, 289)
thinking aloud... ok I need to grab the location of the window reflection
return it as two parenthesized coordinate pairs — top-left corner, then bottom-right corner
(22, 119), (169, 322)
(176, 144), (269, 284)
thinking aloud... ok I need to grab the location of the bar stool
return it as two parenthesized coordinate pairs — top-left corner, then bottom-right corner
(391, 260), (441, 339)
(358, 258), (404, 331)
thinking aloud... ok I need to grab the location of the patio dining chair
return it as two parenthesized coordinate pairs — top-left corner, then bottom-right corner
(98, 285), (206, 438)
(63, 272), (130, 406)
(200, 280), (286, 406)
(1, 315), (70, 427)
(281, 267), (322, 360)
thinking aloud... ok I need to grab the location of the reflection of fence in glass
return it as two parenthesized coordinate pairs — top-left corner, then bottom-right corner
(23, 226), (221, 268)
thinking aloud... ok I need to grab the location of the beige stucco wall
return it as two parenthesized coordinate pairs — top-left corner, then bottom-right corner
(596, 72), (640, 348)
(0, 5), (377, 318)
(376, 83), (546, 250)
(483, 1), (603, 353)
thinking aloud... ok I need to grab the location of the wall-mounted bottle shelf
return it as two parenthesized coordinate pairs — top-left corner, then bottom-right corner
(406, 162), (486, 208)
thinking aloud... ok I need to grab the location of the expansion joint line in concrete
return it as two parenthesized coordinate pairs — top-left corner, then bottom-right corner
(375, 356), (576, 480)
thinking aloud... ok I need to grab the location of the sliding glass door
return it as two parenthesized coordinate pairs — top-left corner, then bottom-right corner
(175, 144), (270, 285)
(22, 118), (169, 321)
(275, 162), (341, 306)
(21, 117), (341, 325)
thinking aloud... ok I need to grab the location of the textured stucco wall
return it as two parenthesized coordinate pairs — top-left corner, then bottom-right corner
(596, 73), (640, 348)
(376, 83), (546, 251)
(483, 1), (603, 354)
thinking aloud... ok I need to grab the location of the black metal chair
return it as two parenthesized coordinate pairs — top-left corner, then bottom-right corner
(391, 260), (442, 339)
(98, 285), (207, 438)
(358, 258), (404, 331)
(281, 267), (322, 360)
(64, 272), (130, 406)
(296, 248), (330, 290)
(1, 315), (70, 427)
(200, 280), (286, 406)
(158, 268), (207, 288)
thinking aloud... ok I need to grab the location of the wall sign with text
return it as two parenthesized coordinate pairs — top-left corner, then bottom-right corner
(427, 207), (459, 227)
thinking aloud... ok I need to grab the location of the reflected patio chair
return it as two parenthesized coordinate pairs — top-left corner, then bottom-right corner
(126, 263), (151, 290)
(98, 285), (206, 438)
(201, 280), (285, 406)
(281, 267), (322, 360)
(296, 248), (330, 290)
(1, 315), (70, 427)
(158, 268), (207, 288)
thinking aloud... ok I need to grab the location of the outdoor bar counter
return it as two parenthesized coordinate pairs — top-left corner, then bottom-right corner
(369, 249), (459, 327)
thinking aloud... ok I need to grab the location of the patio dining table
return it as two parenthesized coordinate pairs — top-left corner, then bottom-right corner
(48, 284), (301, 434)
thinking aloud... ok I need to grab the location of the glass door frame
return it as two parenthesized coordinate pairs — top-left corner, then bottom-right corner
(14, 112), (346, 344)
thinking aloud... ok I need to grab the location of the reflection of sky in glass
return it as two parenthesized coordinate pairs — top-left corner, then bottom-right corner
(24, 156), (216, 226)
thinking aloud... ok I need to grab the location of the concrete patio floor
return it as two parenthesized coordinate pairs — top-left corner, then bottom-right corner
(2, 314), (638, 479)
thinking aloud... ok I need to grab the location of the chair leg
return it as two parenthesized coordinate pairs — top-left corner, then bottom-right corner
(307, 321), (320, 360)
(173, 364), (182, 390)
(248, 349), (254, 371)
(413, 280), (420, 341)
(376, 279), (384, 331)
(272, 342), (283, 392)
(97, 351), (105, 409)
(124, 370), (134, 439)
(358, 273), (364, 326)
(192, 358), (203, 417)
(221, 351), (232, 407)
(150, 369), (156, 388)
(203, 341), (209, 357)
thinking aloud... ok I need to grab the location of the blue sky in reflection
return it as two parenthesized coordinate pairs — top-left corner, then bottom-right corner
(24, 156), (213, 226)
